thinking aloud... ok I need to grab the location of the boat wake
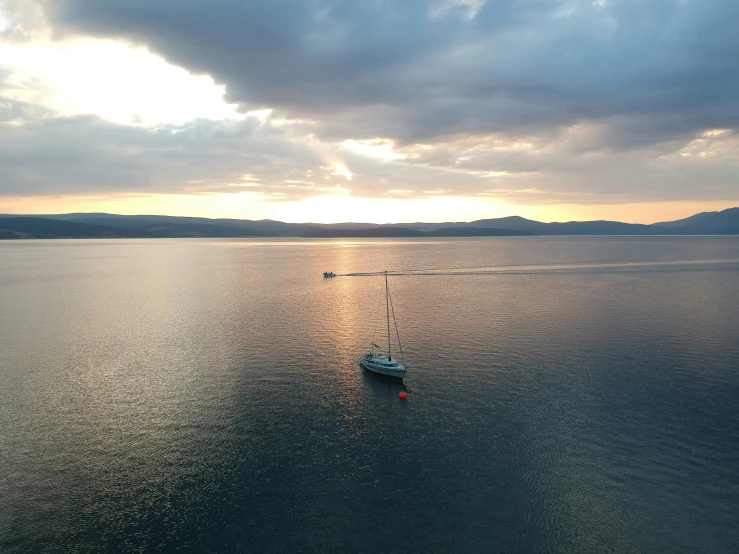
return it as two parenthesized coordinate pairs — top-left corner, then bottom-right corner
(340, 258), (739, 277)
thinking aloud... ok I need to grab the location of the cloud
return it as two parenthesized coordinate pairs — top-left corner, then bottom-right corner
(3, 95), (736, 206)
(0, 98), (327, 198)
(38, 0), (739, 145)
(0, 38), (244, 125)
(1, 0), (738, 209)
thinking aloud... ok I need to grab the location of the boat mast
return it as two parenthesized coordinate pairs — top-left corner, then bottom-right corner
(388, 286), (405, 366)
(385, 270), (391, 360)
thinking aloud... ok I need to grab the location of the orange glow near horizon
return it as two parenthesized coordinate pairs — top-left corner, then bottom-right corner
(0, 193), (736, 225)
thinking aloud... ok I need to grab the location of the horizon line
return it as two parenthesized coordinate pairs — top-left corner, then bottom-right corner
(2, 206), (738, 227)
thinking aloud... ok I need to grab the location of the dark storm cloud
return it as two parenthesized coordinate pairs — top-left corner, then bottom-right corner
(42, 0), (739, 146)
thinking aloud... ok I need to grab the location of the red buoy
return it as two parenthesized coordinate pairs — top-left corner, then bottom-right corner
(399, 391), (407, 400)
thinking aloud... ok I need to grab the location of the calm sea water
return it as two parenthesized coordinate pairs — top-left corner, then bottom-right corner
(1, 237), (738, 553)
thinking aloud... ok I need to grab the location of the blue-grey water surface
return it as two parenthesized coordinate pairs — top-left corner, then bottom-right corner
(1, 236), (738, 553)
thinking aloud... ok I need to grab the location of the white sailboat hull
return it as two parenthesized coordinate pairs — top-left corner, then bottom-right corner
(361, 271), (407, 378)
(360, 354), (406, 378)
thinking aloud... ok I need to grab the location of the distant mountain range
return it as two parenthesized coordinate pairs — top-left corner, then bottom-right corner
(0, 208), (738, 239)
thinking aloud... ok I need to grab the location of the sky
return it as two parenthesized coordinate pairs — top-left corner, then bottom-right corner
(0, 0), (737, 224)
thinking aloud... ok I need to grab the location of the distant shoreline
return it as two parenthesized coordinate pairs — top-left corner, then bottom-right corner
(5, 234), (739, 241)
(1, 207), (737, 239)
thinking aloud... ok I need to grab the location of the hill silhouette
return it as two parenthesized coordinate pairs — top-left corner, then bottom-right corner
(1, 207), (737, 239)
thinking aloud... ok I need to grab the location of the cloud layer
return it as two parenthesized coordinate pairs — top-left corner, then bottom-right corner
(42, 0), (739, 142)
(1, 0), (738, 212)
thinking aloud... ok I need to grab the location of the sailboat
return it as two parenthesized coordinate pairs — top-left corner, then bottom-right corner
(359, 271), (407, 378)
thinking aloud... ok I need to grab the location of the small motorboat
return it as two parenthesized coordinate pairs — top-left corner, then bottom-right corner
(323, 272), (336, 278)
(359, 271), (407, 378)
